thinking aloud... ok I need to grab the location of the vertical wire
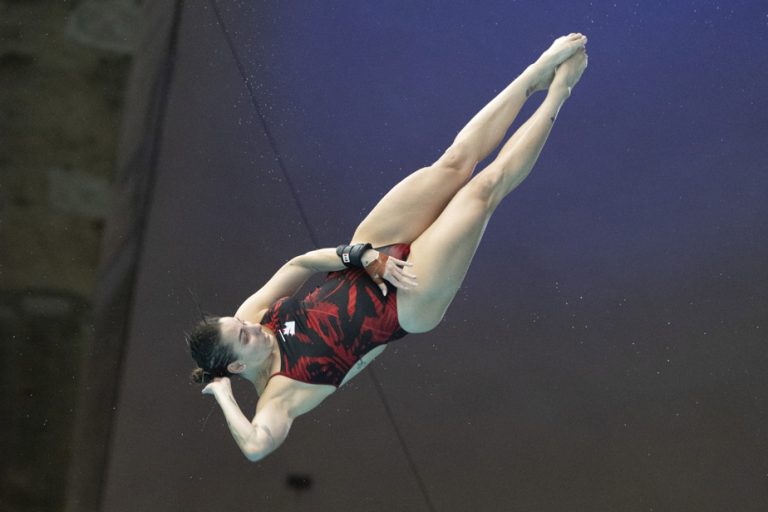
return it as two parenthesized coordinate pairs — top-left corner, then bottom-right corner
(208, 0), (318, 247)
(368, 367), (438, 512)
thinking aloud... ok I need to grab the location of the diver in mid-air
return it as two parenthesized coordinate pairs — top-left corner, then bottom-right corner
(187, 34), (588, 461)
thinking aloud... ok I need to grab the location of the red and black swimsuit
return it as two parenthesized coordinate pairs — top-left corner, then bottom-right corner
(260, 244), (409, 387)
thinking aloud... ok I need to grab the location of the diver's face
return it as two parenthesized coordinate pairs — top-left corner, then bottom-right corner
(218, 316), (272, 366)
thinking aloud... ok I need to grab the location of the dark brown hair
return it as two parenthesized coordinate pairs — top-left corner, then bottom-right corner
(185, 316), (236, 384)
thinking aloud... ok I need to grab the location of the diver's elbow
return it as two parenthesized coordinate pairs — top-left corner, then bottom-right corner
(245, 452), (263, 463)
(242, 440), (272, 462)
(243, 446), (266, 462)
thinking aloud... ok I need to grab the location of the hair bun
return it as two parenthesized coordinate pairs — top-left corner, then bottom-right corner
(190, 367), (212, 384)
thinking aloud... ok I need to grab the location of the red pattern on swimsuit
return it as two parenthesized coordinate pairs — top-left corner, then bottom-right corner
(261, 244), (409, 387)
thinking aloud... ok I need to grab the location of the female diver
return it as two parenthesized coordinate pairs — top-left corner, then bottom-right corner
(187, 34), (588, 461)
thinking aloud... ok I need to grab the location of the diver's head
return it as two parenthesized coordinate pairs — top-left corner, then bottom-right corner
(187, 316), (273, 384)
(187, 316), (234, 384)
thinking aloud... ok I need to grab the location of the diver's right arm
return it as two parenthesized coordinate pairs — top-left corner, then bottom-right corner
(203, 377), (292, 462)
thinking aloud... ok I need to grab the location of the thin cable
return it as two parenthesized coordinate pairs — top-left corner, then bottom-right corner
(368, 367), (438, 512)
(208, 0), (318, 247)
(208, 2), (436, 510)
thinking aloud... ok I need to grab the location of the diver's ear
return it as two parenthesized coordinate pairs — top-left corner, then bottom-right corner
(227, 361), (246, 374)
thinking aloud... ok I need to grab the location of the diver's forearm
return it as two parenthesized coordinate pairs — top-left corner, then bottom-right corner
(292, 248), (345, 272)
(293, 247), (382, 272)
(213, 389), (272, 460)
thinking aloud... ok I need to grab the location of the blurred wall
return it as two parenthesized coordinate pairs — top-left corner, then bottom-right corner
(1, 1), (133, 511)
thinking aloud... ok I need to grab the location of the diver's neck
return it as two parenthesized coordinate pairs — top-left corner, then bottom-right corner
(247, 332), (280, 392)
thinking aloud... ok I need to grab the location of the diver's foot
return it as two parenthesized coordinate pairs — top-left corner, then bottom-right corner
(527, 33), (587, 94)
(551, 47), (588, 96)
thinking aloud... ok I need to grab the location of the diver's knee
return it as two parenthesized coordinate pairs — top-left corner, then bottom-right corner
(465, 167), (504, 206)
(435, 142), (477, 178)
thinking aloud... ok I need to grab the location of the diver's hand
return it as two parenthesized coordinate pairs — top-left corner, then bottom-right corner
(202, 376), (232, 397)
(361, 249), (418, 296)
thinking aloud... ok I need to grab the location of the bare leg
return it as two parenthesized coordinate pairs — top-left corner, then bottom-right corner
(351, 34), (587, 247)
(398, 49), (589, 333)
(452, 33), (587, 163)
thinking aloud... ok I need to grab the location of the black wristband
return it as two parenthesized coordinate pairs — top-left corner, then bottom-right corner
(336, 243), (372, 268)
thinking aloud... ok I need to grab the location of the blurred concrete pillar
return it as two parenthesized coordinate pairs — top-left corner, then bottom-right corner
(64, 2), (182, 511)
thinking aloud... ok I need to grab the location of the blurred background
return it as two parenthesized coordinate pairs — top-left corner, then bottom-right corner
(1, 1), (767, 511)
(1, 0), (135, 510)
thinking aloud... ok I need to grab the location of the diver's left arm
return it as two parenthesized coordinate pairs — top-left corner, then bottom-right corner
(235, 248), (343, 319)
(236, 246), (416, 320)
(202, 377), (292, 462)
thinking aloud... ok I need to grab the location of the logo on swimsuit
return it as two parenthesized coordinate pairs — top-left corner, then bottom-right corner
(281, 321), (296, 336)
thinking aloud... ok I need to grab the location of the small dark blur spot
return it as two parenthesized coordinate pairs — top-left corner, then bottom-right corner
(91, 218), (105, 232)
(286, 473), (312, 491)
